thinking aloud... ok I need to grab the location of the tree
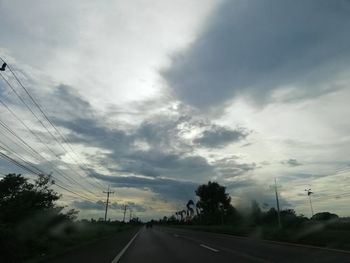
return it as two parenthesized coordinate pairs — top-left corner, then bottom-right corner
(0, 173), (77, 261)
(186, 200), (195, 220)
(195, 201), (202, 216)
(261, 207), (278, 225)
(250, 200), (262, 225)
(311, 212), (339, 221)
(180, 210), (186, 221)
(0, 173), (65, 224)
(280, 209), (306, 227)
(195, 181), (232, 224)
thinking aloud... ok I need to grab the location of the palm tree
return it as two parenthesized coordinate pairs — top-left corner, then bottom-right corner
(175, 211), (180, 221)
(186, 200), (195, 220)
(180, 210), (186, 221)
(196, 201), (202, 222)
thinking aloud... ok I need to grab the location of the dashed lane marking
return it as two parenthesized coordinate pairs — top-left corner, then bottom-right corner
(111, 229), (141, 263)
(200, 244), (219, 252)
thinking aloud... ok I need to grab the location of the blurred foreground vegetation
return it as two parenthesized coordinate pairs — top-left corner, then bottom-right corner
(0, 174), (137, 262)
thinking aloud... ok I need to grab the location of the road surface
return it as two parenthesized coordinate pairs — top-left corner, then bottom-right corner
(49, 227), (139, 263)
(119, 226), (350, 263)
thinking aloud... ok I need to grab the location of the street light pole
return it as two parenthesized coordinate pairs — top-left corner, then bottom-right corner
(274, 178), (282, 228)
(305, 188), (314, 217)
(123, 204), (127, 222)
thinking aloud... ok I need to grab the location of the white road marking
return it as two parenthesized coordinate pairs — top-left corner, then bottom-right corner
(111, 229), (141, 263)
(175, 228), (350, 255)
(200, 244), (219, 252)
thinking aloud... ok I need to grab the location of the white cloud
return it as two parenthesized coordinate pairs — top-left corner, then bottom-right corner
(1, 0), (350, 220)
(0, 0), (217, 111)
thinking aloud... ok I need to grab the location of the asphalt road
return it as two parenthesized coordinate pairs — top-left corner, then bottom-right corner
(119, 226), (350, 263)
(49, 227), (139, 263)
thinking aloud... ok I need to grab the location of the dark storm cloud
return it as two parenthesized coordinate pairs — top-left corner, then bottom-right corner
(47, 86), (133, 154)
(57, 114), (215, 180)
(72, 200), (105, 210)
(94, 174), (198, 202)
(33, 84), (252, 203)
(118, 149), (214, 179)
(0, 80), (255, 207)
(125, 202), (147, 213)
(56, 116), (215, 180)
(48, 87), (219, 181)
(226, 179), (291, 209)
(281, 159), (302, 167)
(45, 85), (94, 119)
(72, 200), (147, 212)
(134, 114), (193, 153)
(193, 125), (249, 148)
(213, 156), (256, 178)
(163, 0), (350, 108)
(56, 117), (131, 153)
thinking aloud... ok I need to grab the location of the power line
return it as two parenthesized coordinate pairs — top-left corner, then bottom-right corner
(0, 118), (99, 197)
(0, 149), (96, 202)
(0, 97), (64, 158)
(0, 143), (45, 175)
(0, 57), (109, 206)
(0, 77), (104, 193)
(0, 150), (41, 176)
(103, 186), (114, 221)
(0, 142), (89, 198)
(0, 72), (67, 153)
(0, 58), (106, 190)
(0, 98), (102, 194)
(0, 103), (103, 202)
(53, 184), (98, 203)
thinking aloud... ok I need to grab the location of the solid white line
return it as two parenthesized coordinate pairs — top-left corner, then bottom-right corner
(111, 229), (141, 263)
(200, 244), (219, 252)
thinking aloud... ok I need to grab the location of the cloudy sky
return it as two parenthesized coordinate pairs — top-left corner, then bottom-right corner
(1, 0), (350, 220)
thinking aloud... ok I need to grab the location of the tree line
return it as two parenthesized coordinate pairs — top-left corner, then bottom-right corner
(0, 173), (132, 262)
(158, 181), (340, 227)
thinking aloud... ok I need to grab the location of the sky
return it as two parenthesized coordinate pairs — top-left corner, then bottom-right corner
(0, 0), (350, 221)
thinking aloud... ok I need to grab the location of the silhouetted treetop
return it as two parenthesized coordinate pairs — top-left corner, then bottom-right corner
(0, 173), (65, 224)
(311, 212), (339, 221)
(195, 181), (231, 214)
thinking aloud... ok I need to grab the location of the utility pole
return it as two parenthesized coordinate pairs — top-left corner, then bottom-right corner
(103, 186), (114, 221)
(305, 188), (314, 217)
(123, 204), (127, 222)
(274, 178), (282, 228)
